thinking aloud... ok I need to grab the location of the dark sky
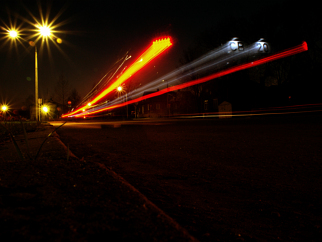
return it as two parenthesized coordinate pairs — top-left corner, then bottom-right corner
(0, 0), (305, 108)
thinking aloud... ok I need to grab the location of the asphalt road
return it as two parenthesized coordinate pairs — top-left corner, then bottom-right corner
(52, 114), (322, 241)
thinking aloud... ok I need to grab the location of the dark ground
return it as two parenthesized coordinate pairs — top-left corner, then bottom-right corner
(0, 123), (196, 241)
(55, 114), (322, 241)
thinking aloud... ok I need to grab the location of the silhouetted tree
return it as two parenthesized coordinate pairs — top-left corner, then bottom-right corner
(68, 88), (81, 110)
(23, 94), (34, 108)
(53, 74), (70, 113)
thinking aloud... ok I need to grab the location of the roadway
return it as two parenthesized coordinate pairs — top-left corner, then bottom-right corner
(51, 114), (322, 241)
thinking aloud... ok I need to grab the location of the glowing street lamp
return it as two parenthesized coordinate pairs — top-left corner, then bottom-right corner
(42, 105), (49, 113)
(8, 30), (18, 38)
(7, 24), (55, 121)
(37, 25), (51, 37)
(117, 86), (128, 119)
(1, 105), (8, 120)
(41, 105), (50, 121)
(33, 24), (54, 122)
(1, 105), (8, 112)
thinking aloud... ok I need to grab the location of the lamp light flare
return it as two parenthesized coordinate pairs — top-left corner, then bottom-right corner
(3, 27), (21, 41)
(37, 24), (52, 37)
(8, 30), (18, 38)
(1, 105), (8, 112)
(42, 106), (49, 113)
(74, 41), (308, 118)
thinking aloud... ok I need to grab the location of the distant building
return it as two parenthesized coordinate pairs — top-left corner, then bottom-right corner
(136, 91), (177, 118)
(218, 101), (232, 118)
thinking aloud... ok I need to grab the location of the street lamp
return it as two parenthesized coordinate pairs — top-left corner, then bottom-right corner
(42, 105), (49, 121)
(1, 105), (8, 112)
(7, 24), (54, 121)
(34, 24), (53, 122)
(8, 30), (18, 38)
(117, 86), (128, 119)
(1, 105), (8, 120)
(42, 105), (49, 113)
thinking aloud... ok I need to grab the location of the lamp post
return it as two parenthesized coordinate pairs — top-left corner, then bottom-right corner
(33, 24), (52, 122)
(6, 25), (53, 121)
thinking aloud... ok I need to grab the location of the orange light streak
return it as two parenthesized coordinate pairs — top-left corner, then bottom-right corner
(75, 41), (308, 117)
(62, 37), (172, 117)
(91, 38), (172, 104)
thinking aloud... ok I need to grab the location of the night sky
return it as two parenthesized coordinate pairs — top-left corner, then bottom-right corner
(0, 0), (313, 109)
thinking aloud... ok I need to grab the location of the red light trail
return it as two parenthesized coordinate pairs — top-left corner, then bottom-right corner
(73, 41), (307, 118)
(62, 37), (172, 118)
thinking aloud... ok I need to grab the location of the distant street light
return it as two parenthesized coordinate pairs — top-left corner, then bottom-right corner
(42, 105), (49, 121)
(117, 86), (128, 119)
(42, 105), (49, 113)
(1, 105), (8, 112)
(1, 105), (8, 120)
